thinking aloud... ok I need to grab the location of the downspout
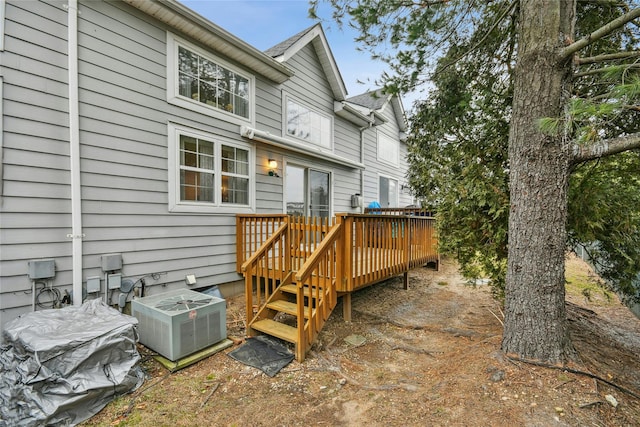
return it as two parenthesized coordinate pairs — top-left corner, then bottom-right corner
(358, 115), (374, 213)
(67, 0), (83, 306)
(359, 128), (366, 213)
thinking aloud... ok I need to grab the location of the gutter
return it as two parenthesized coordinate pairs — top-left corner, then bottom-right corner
(240, 126), (365, 170)
(124, 0), (293, 83)
(67, 0), (83, 306)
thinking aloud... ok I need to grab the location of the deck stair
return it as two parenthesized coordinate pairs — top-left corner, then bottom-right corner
(239, 216), (339, 362)
(249, 283), (318, 340)
(237, 212), (438, 362)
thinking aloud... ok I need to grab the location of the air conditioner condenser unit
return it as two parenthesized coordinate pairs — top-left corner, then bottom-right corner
(131, 289), (226, 361)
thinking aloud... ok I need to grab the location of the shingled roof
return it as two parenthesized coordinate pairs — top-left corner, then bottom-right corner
(347, 89), (407, 132)
(346, 90), (388, 110)
(264, 24), (347, 101)
(264, 24), (316, 58)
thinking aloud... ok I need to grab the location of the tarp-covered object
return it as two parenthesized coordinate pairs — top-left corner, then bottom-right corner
(0, 299), (144, 426)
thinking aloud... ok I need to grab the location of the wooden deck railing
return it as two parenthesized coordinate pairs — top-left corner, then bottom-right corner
(236, 214), (288, 273)
(364, 207), (435, 216)
(236, 215), (334, 273)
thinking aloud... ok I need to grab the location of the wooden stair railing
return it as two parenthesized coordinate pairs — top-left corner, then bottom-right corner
(241, 222), (290, 333)
(292, 219), (342, 361)
(240, 216), (343, 363)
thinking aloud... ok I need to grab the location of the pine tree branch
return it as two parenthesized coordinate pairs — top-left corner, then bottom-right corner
(571, 132), (640, 164)
(574, 63), (640, 78)
(577, 0), (629, 6)
(434, 0), (517, 77)
(576, 50), (640, 65)
(560, 7), (640, 60)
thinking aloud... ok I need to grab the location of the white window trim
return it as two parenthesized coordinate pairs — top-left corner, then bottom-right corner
(378, 173), (399, 208)
(376, 130), (399, 167)
(166, 33), (255, 127)
(168, 123), (255, 214)
(282, 158), (334, 218)
(282, 92), (334, 151)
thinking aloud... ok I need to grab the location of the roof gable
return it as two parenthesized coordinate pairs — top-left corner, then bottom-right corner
(265, 24), (347, 101)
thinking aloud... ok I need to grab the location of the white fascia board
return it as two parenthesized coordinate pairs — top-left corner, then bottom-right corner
(124, 0), (293, 83)
(334, 101), (373, 127)
(281, 25), (347, 100)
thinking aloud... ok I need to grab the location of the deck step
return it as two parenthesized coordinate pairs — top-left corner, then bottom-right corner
(280, 284), (319, 297)
(267, 300), (313, 318)
(251, 319), (298, 344)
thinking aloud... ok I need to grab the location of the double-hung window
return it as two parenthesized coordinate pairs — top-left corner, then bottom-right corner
(169, 124), (254, 213)
(284, 95), (332, 149)
(167, 34), (254, 125)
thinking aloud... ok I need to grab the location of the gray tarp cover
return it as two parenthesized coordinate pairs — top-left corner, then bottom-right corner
(0, 299), (144, 426)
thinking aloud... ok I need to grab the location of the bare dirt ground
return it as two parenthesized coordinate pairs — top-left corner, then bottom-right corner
(84, 256), (640, 426)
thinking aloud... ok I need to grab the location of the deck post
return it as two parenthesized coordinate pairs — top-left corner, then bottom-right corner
(403, 271), (408, 290)
(342, 293), (352, 322)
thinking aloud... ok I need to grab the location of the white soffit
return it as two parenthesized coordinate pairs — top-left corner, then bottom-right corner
(123, 0), (293, 83)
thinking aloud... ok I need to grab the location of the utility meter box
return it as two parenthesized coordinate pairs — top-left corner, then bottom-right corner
(101, 253), (122, 272)
(107, 273), (122, 290)
(86, 276), (101, 294)
(28, 259), (56, 280)
(351, 194), (363, 208)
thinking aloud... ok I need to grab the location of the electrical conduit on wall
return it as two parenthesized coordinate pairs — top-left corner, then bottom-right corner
(67, 0), (83, 306)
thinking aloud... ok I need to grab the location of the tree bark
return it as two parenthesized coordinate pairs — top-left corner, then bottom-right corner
(502, 0), (578, 363)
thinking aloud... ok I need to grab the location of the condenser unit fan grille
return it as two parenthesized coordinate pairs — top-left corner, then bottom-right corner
(154, 296), (212, 312)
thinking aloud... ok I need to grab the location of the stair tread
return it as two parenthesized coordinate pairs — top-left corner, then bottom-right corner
(267, 300), (313, 318)
(280, 284), (319, 296)
(251, 319), (298, 343)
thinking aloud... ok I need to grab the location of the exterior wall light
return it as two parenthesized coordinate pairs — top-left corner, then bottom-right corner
(268, 159), (279, 177)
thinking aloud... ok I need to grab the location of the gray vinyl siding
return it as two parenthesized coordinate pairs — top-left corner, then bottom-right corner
(0, 0), (374, 329)
(276, 43), (362, 214)
(75, 0), (254, 296)
(0, 0), (72, 326)
(362, 102), (413, 208)
(1, 0), (278, 327)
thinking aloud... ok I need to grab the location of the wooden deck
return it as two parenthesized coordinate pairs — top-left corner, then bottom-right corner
(236, 211), (438, 361)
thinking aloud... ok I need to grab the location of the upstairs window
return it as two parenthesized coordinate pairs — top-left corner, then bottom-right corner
(168, 34), (254, 124)
(285, 96), (332, 149)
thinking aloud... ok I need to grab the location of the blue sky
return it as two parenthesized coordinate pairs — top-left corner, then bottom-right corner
(178, 0), (416, 108)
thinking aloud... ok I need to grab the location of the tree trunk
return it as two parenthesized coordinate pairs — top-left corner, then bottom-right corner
(502, 0), (577, 363)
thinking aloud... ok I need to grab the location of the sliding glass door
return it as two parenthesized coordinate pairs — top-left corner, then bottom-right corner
(285, 164), (330, 218)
